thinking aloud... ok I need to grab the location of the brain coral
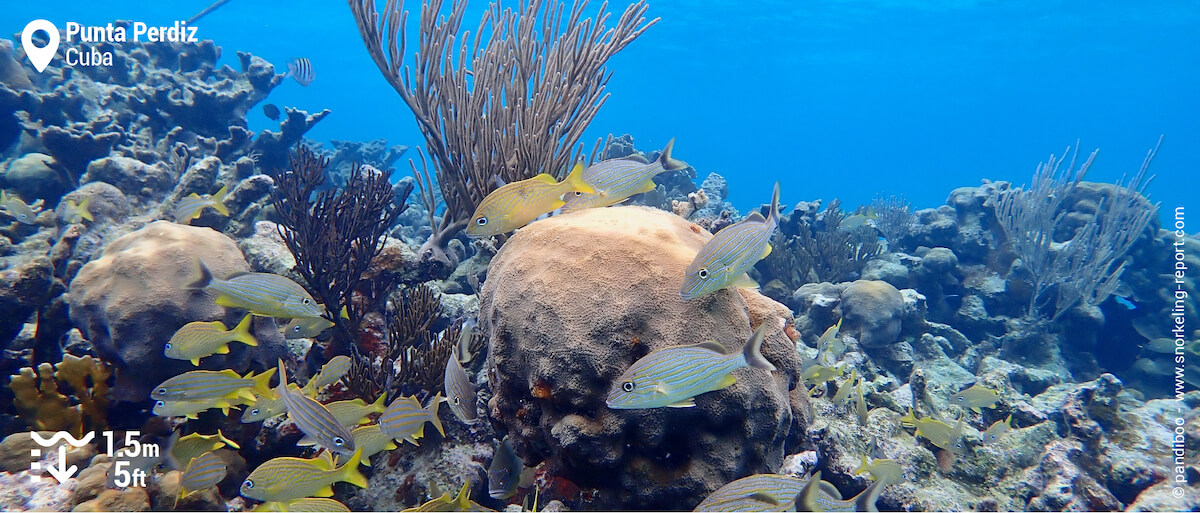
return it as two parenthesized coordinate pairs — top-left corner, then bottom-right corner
(481, 206), (807, 510)
(67, 220), (284, 400)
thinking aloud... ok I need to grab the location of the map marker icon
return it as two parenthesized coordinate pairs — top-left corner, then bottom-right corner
(22, 20), (59, 73)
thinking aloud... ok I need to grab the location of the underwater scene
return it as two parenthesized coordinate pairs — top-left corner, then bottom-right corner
(0, 0), (1197, 511)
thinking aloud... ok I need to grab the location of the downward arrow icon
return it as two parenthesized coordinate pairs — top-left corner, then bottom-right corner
(43, 445), (78, 483)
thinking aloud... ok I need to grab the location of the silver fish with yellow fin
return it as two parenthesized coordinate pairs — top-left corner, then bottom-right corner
(560, 138), (689, 212)
(239, 449), (366, 502)
(303, 355), (352, 394)
(606, 323), (776, 409)
(336, 424), (397, 466)
(444, 352), (477, 422)
(178, 451), (227, 505)
(241, 386), (300, 423)
(152, 368), (275, 402)
(167, 430), (241, 470)
(60, 197), (94, 224)
(465, 162), (595, 237)
(982, 414), (1013, 445)
(899, 408), (966, 454)
(852, 455), (903, 484)
(153, 397), (246, 419)
(165, 314), (257, 365)
(379, 393), (445, 444)
(189, 261), (324, 318)
(681, 182), (779, 300)
(283, 306), (348, 340)
(174, 184), (230, 223)
(325, 394), (387, 427)
(949, 383), (1000, 413)
(276, 360), (356, 455)
(0, 190), (40, 224)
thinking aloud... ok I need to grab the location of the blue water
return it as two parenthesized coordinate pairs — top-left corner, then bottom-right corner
(10, 0), (1198, 221)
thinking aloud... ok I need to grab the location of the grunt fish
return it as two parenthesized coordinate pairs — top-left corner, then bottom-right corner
(444, 352), (478, 422)
(61, 197), (94, 224)
(402, 481), (474, 512)
(189, 261), (324, 318)
(981, 414), (1013, 446)
(801, 363), (844, 387)
(0, 190), (40, 224)
(178, 451), (227, 504)
(336, 424), (397, 467)
(839, 212), (878, 231)
(794, 470), (885, 512)
(899, 409), (965, 454)
(241, 386), (300, 423)
(325, 394), (387, 427)
(465, 162), (595, 237)
(606, 323), (776, 409)
(852, 455), (903, 484)
(283, 316), (335, 339)
(174, 184), (231, 223)
(694, 473), (809, 512)
(168, 430), (240, 471)
(151, 368), (275, 403)
(380, 393), (445, 444)
(560, 138), (689, 213)
(681, 183), (779, 300)
(949, 383), (1000, 413)
(277, 360), (356, 455)
(254, 497), (351, 512)
(487, 436), (524, 500)
(239, 449), (366, 502)
(304, 355), (353, 393)
(165, 314), (258, 365)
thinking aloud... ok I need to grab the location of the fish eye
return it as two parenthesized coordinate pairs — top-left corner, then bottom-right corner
(697, 268), (709, 279)
(476, 217), (488, 226)
(155, 401), (164, 408)
(333, 436), (345, 446)
(157, 388), (167, 395)
(243, 479), (254, 489)
(303, 298), (311, 305)
(293, 325), (302, 332)
(453, 396), (460, 405)
(622, 381), (635, 392)
(574, 191), (583, 196)
(164, 343), (171, 350)
(250, 408), (259, 415)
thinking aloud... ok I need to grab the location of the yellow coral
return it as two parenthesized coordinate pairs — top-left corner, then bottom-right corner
(10, 355), (112, 437)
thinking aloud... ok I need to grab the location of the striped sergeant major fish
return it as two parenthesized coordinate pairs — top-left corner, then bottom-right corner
(189, 261), (324, 319)
(287, 57), (315, 86)
(561, 138), (690, 213)
(605, 323), (776, 409)
(680, 182), (780, 300)
(276, 359), (356, 455)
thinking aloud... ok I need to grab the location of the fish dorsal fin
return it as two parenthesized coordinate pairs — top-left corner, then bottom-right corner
(694, 340), (728, 354)
(746, 212), (766, 223)
(532, 173), (557, 184)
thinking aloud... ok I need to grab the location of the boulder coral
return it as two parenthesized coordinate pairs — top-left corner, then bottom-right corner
(66, 221), (284, 400)
(481, 206), (807, 510)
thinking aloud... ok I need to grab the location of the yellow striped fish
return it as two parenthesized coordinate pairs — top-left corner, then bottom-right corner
(606, 323), (776, 409)
(174, 184), (231, 223)
(694, 474), (810, 512)
(277, 360), (355, 455)
(153, 397), (246, 419)
(323, 394), (387, 427)
(61, 197), (94, 224)
(283, 306), (347, 340)
(167, 430), (241, 470)
(239, 449), (366, 502)
(561, 138), (689, 213)
(336, 424), (397, 467)
(465, 163), (595, 237)
(240, 387), (296, 423)
(253, 497), (351, 512)
(444, 353), (477, 422)
(303, 355), (352, 393)
(0, 190), (40, 224)
(680, 182), (780, 300)
(189, 261), (324, 318)
(794, 470), (886, 512)
(899, 408), (966, 454)
(165, 314), (258, 365)
(151, 368), (275, 402)
(949, 383), (1000, 413)
(852, 455), (903, 484)
(379, 393), (444, 444)
(178, 451), (227, 504)
(982, 414), (1013, 445)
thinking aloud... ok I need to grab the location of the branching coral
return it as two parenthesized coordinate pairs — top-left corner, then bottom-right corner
(990, 143), (1158, 322)
(870, 194), (917, 246)
(348, 0), (658, 276)
(758, 199), (882, 288)
(10, 355), (111, 437)
(271, 145), (408, 346)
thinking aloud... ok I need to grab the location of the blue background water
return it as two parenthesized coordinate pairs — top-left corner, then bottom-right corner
(8, 0), (1198, 222)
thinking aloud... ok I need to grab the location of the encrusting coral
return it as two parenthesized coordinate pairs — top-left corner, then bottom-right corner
(10, 354), (111, 436)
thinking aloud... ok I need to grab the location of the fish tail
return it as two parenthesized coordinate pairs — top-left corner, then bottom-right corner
(187, 260), (214, 290)
(426, 393), (446, 437)
(563, 162), (595, 194)
(338, 448), (368, 488)
(231, 314), (257, 347)
(211, 184), (231, 216)
(255, 366), (279, 396)
(658, 138), (689, 171)
(369, 392), (387, 413)
(77, 197), (94, 221)
(768, 181), (780, 224)
(742, 323), (777, 371)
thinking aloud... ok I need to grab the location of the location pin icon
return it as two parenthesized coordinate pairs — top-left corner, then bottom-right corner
(22, 19), (59, 73)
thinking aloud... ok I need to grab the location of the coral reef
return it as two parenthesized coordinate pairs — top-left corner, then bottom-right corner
(481, 205), (806, 509)
(10, 355), (111, 435)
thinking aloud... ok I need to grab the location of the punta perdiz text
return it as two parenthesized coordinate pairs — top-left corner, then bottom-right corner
(25, 21), (199, 69)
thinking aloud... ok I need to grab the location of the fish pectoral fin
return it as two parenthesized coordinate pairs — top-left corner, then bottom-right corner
(732, 274), (760, 289)
(667, 399), (696, 408)
(216, 344), (231, 354)
(550, 199), (566, 210)
(314, 486), (335, 497)
(694, 341), (728, 353)
(972, 407), (981, 414)
(297, 435), (318, 446)
(532, 173), (557, 184)
(761, 243), (772, 259)
(653, 383), (670, 396)
(189, 358), (201, 366)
